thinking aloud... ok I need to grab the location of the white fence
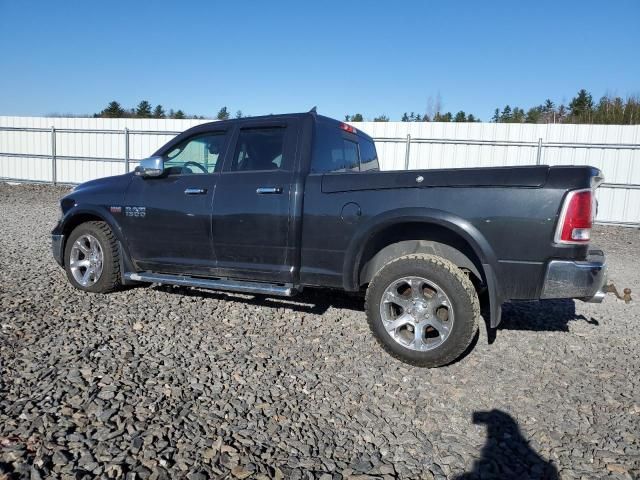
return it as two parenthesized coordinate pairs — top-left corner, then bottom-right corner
(1, 116), (639, 226)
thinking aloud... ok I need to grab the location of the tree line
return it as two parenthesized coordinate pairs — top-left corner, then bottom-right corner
(95, 89), (640, 125)
(345, 111), (479, 123)
(491, 90), (639, 124)
(344, 89), (640, 124)
(95, 101), (244, 120)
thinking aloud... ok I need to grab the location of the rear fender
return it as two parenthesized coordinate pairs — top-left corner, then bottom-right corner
(344, 207), (504, 327)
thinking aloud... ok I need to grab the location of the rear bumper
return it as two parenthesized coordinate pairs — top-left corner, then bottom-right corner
(51, 234), (64, 266)
(540, 249), (606, 303)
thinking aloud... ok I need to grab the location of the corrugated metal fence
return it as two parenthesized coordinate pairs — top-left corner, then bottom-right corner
(1, 116), (639, 226)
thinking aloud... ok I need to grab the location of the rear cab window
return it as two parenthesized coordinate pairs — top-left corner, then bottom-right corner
(311, 119), (379, 173)
(358, 136), (379, 172)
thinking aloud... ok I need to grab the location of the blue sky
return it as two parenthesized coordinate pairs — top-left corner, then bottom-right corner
(1, 0), (638, 121)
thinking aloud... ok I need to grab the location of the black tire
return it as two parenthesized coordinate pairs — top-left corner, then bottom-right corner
(365, 254), (479, 367)
(64, 221), (121, 293)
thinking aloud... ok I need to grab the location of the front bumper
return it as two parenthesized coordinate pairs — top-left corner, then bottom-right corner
(51, 234), (64, 266)
(540, 249), (607, 303)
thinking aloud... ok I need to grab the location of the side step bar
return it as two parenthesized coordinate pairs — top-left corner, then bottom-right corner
(124, 271), (296, 297)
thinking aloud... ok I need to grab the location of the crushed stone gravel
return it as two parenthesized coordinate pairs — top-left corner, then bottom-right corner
(1, 182), (639, 479)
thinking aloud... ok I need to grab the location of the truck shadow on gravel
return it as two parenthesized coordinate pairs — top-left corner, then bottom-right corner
(497, 299), (599, 332)
(154, 286), (598, 334)
(153, 285), (365, 315)
(456, 410), (559, 480)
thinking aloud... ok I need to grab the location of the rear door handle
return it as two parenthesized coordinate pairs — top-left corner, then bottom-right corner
(184, 188), (207, 195)
(256, 187), (283, 194)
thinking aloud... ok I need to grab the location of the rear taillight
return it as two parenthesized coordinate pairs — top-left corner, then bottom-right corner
(554, 189), (594, 244)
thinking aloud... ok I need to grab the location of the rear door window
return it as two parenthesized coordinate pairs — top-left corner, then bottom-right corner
(227, 127), (286, 172)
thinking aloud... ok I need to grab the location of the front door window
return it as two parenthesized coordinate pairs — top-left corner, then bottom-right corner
(164, 133), (226, 175)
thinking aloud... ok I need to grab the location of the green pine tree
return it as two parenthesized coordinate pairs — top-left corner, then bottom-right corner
(136, 100), (152, 118)
(512, 107), (525, 123)
(217, 107), (230, 120)
(100, 101), (125, 118)
(500, 105), (512, 122)
(569, 89), (594, 122)
(433, 112), (452, 122)
(525, 106), (543, 123)
(152, 105), (165, 118)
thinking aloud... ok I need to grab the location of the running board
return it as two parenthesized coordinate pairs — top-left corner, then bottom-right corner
(124, 271), (296, 297)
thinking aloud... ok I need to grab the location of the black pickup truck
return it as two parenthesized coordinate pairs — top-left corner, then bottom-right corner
(51, 111), (607, 367)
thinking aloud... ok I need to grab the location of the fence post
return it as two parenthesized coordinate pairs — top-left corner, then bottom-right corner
(536, 137), (543, 165)
(404, 134), (411, 170)
(124, 127), (130, 173)
(51, 126), (57, 185)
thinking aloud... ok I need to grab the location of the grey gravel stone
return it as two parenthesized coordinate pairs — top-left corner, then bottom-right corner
(52, 450), (73, 465)
(0, 183), (639, 479)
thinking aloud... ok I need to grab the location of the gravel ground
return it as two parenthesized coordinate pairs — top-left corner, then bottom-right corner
(1, 182), (639, 480)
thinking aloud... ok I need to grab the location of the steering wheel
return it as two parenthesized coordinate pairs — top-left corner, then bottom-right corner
(182, 161), (208, 174)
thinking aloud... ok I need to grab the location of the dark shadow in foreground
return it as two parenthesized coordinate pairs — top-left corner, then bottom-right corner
(456, 410), (558, 480)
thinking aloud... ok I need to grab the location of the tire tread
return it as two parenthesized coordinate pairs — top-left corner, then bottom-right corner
(365, 253), (480, 367)
(65, 221), (121, 293)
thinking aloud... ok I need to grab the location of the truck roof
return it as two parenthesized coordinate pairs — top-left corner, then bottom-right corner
(192, 111), (375, 142)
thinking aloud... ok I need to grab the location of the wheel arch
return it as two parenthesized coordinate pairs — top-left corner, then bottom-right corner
(359, 237), (483, 287)
(343, 208), (503, 327)
(58, 207), (132, 273)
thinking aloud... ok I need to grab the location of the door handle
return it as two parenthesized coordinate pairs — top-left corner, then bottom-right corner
(184, 188), (207, 195)
(256, 187), (283, 194)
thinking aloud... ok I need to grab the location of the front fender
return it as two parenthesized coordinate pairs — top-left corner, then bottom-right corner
(56, 205), (127, 246)
(53, 205), (136, 278)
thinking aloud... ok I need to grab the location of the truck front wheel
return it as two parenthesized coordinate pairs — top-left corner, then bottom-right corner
(365, 254), (479, 367)
(64, 221), (122, 293)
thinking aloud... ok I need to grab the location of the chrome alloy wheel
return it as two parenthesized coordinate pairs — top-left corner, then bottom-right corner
(379, 276), (454, 351)
(69, 234), (104, 287)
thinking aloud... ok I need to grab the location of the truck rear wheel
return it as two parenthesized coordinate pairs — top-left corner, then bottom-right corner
(64, 221), (121, 293)
(365, 254), (479, 367)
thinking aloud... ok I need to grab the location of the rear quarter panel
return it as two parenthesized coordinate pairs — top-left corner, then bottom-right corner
(300, 168), (591, 300)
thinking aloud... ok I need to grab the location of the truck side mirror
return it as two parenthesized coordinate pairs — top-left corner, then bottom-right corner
(134, 156), (164, 177)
